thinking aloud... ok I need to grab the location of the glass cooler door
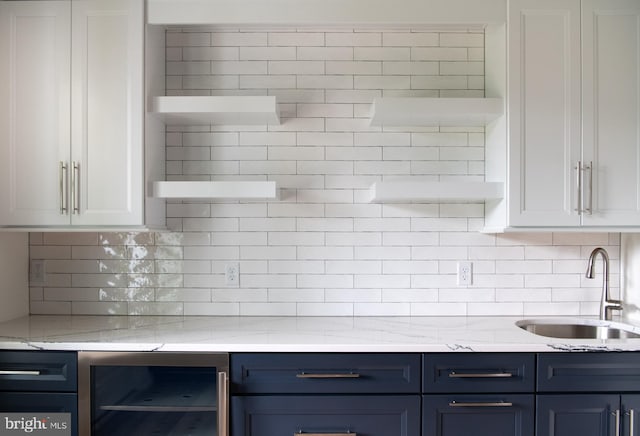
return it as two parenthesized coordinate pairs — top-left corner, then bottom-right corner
(78, 352), (229, 436)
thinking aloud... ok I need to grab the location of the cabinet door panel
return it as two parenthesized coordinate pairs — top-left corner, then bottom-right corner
(508, 0), (581, 227)
(423, 394), (534, 436)
(582, 0), (640, 226)
(622, 395), (640, 436)
(232, 395), (420, 436)
(71, 0), (143, 226)
(536, 394), (617, 436)
(0, 1), (70, 226)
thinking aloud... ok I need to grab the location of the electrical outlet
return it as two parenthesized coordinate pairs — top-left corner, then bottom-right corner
(457, 261), (472, 286)
(225, 263), (239, 287)
(30, 260), (45, 284)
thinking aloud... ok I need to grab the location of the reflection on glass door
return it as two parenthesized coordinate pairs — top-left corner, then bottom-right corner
(78, 353), (228, 436)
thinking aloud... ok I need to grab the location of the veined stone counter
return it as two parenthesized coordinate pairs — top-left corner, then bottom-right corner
(0, 315), (639, 353)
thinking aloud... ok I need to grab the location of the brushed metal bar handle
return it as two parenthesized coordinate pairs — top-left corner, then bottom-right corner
(575, 160), (583, 213)
(448, 372), (513, 378)
(217, 371), (228, 436)
(586, 161), (593, 215)
(296, 372), (360, 379)
(629, 409), (635, 436)
(614, 409), (621, 436)
(295, 433), (356, 436)
(59, 161), (68, 214)
(72, 161), (80, 214)
(448, 401), (513, 408)
(0, 370), (41, 376)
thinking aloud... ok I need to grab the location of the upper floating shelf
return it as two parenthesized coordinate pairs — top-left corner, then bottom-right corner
(152, 181), (279, 200)
(368, 180), (504, 203)
(151, 96), (280, 125)
(369, 97), (503, 127)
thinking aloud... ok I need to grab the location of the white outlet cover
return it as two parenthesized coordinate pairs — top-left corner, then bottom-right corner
(225, 263), (240, 287)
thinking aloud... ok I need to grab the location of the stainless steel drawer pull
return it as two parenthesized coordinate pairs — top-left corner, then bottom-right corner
(296, 432), (356, 435)
(448, 401), (513, 408)
(448, 371), (513, 378)
(614, 410), (621, 436)
(0, 370), (41, 376)
(296, 372), (360, 379)
(628, 409), (635, 436)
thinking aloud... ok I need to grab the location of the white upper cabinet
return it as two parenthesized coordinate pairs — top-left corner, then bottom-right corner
(0, 0), (149, 229)
(507, 0), (581, 227)
(0, 1), (71, 226)
(581, 0), (640, 226)
(488, 0), (640, 231)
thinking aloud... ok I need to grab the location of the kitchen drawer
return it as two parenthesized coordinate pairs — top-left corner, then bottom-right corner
(0, 351), (77, 392)
(0, 392), (77, 436)
(423, 394), (534, 436)
(537, 352), (640, 392)
(424, 353), (535, 393)
(232, 395), (420, 436)
(231, 353), (421, 394)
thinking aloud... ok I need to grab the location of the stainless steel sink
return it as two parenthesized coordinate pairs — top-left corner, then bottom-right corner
(516, 318), (640, 339)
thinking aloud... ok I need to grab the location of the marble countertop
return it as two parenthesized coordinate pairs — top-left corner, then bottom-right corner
(1, 315), (640, 353)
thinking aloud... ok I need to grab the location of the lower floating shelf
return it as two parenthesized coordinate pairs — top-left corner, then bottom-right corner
(368, 180), (504, 203)
(152, 181), (279, 200)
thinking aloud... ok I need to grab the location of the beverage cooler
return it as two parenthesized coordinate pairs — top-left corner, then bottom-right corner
(78, 352), (229, 436)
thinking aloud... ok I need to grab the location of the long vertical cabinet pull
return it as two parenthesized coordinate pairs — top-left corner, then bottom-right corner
(614, 409), (621, 436)
(59, 161), (68, 214)
(72, 161), (80, 214)
(628, 410), (635, 436)
(218, 371), (229, 436)
(575, 160), (583, 213)
(574, 161), (594, 215)
(586, 161), (593, 215)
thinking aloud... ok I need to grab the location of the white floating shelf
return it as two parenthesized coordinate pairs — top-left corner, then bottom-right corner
(152, 181), (279, 200)
(151, 96), (280, 125)
(369, 97), (503, 127)
(368, 180), (504, 203)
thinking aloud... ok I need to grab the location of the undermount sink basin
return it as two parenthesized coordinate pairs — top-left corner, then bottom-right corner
(516, 318), (640, 339)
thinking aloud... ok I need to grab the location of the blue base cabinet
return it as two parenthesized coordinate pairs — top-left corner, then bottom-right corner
(232, 395), (421, 436)
(424, 394), (534, 436)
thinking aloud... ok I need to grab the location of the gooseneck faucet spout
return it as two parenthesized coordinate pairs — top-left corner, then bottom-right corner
(586, 247), (622, 321)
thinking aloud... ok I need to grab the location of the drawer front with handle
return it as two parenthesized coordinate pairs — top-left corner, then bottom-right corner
(423, 394), (534, 436)
(0, 351), (77, 392)
(231, 353), (421, 394)
(232, 395), (420, 436)
(424, 353), (535, 393)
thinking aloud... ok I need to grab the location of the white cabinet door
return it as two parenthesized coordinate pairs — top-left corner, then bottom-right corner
(0, 1), (71, 226)
(70, 0), (144, 226)
(508, 0), (581, 227)
(581, 0), (640, 226)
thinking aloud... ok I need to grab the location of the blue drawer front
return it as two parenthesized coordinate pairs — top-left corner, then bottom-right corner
(0, 351), (77, 392)
(424, 353), (535, 393)
(536, 394), (617, 436)
(232, 353), (421, 393)
(423, 394), (534, 436)
(537, 352), (640, 392)
(0, 392), (78, 436)
(232, 395), (420, 436)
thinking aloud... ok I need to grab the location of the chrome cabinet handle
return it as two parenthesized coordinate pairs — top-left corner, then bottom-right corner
(217, 371), (228, 436)
(448, 371), (513, 378)
(448, 401), (513, 407)
(295, 432), (356, 436)
(628, 409), (634, 436)
(0, 370), (41, 376)
(296, 372), (360, 379)
(614, 409), (621, 436)
(59, 161), (68, 214)
(575, 160), (583, 213)
(72, 161), (80, 214)
(586, 161), (593, 215)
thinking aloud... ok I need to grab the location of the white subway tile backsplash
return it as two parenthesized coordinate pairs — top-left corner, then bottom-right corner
(29, 26), (618, 318)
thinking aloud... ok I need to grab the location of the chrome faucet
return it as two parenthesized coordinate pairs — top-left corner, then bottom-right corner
(586, 247), (622, 321)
